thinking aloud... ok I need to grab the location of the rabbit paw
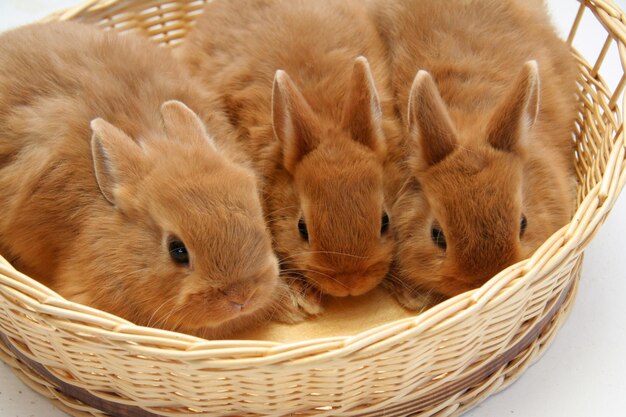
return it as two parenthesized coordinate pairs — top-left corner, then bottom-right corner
(384, 279), (441, 312)
(274, 279), (324, 324)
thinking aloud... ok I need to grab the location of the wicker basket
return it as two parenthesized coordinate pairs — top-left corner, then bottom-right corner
(0, 0), (624, 416)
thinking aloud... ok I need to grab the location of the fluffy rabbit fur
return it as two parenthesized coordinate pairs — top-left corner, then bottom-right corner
(0, 22), (281, 338)
(372, 0), (579, 304)
(181, 0), (403, 305)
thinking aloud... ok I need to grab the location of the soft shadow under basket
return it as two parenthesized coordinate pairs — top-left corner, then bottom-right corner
(1, 0), (626, 416)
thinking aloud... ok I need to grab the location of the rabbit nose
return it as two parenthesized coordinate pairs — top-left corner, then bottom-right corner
(227, 289), (257, 310)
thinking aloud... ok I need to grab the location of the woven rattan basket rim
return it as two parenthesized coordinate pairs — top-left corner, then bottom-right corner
(0, 275), (577, 417)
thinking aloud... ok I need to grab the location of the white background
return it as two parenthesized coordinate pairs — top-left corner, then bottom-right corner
(0, 1), (625, 416)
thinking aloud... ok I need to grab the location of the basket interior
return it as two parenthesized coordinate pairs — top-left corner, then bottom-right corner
(36, 0), (626, 343)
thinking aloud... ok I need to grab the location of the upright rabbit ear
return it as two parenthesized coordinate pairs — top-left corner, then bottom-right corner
(486, 60), (540, 155)
(160, 100), (217, 150)
(91, 119), (143, 206)
(341, 56), (386, 157)
(408, 70), (458, 167)
(272, 70), (321, 174)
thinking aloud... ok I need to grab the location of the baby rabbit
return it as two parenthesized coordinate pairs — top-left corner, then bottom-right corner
(0, 22), (280, 338)
(180, 0), (403, 308)
(371, 0), (579, 305)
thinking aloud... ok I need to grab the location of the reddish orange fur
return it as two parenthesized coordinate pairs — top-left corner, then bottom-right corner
(0, 22), (281, 338)
(181, 0), (404, 301)
(372, 0), (579, 303)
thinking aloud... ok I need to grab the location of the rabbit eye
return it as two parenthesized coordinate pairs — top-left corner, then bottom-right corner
(381, 212), (390, 235)
(520, 214), (528, 238)
(431, 226), (447, 250)
(168, 238), (189, 265)
(298, 217), (309, 241)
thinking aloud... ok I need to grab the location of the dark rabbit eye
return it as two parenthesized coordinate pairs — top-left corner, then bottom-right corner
(381, 212), (390, 235)
(431, 226), (447, 250)
(520, 214), (528, 238)
(298, 217), (309, 241)
(168, 238), (189, 265)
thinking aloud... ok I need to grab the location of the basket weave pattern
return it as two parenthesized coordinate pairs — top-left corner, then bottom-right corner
(1, 1), (625, 416)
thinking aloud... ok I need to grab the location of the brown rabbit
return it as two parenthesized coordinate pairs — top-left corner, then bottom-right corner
(0, 22), (281, 338)
(180, 0), (403, 306)
(371, 0), (579, 305)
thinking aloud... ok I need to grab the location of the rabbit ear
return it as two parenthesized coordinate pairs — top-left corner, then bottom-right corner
(91, 118), (143, 205)
(341, 56), (386, 157)
(487, 60), (540, 155)
(272, 70), (321, 174)
(408, 70), (458, 167)
(160, 100), (217, 150)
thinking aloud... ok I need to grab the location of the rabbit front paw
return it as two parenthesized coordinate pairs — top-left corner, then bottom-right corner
(274, 278), (324, 324)
(384, 278), (442, 312)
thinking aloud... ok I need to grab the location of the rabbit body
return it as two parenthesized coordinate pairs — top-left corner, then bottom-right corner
(372, 0), (579, 302)
(0, 22), (280, 338)
(181, 0), (404, 303)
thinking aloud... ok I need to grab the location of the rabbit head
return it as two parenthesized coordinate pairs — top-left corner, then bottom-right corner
(393, 61), (573, 297)
(88, 100), (279, 334)
(269, 57), (393, 297)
